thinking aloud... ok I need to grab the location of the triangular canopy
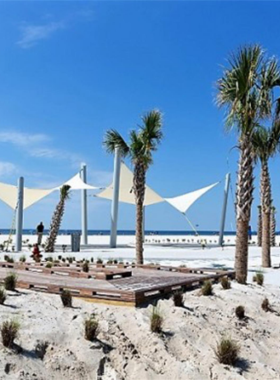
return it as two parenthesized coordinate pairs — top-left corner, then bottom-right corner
(96, 162), (164, 206)
(165, 182), (219, 214)
(0, 182), (55, 210)
(61, 173), (100, 190)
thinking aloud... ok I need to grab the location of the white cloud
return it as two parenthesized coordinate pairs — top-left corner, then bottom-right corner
(0, 162), (17, 176)
(17, 21), (65, 49)
(0, 131), (49, 147)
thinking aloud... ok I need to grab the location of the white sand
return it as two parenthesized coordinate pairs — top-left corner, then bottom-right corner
(0, 235), (280, 379)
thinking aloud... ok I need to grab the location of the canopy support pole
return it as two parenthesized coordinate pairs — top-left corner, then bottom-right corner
(110, 147), (121, 248)
(218, 173), (230, 246)
(80, 163), (88, 245)
(15, 177), (24, 252)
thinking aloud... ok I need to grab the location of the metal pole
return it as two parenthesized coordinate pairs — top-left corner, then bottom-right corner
(218, 173), (231, 246)
(80, 163), (88, 245)
(15, 177), (24, 252)
(110, 147), (121, 248)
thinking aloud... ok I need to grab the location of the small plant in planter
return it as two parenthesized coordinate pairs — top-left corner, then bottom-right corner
(82, 261), (89, 273)
(62, 258), (66, 263)
(84, 316), (99, 341)
(235, 305), (245, 320)
(173, 291), (184, 307)
(46, 262), (53, 269)
(58, 255), (62, 260)
(68, 257), (73, 264)
(45, 257), (53, 262)
(150, 306), (163, 334)
(255, 271), (264, 286)
(4, 273), (17, 291)
(19, 255), (26, 263)
(96, 258), (103, 265)
(90, 257), (94, 263)
(60, 290), (72, 307)
(214, 336), (240, 366)
(1, 319), (20, 348)
(220, 277), (231, 290)
(0, 288), (7, 305)
(107, 259), (113, 265)
(28, 244), (33, 250)
(113, 259), (118, 264)
(201, 280), (213, 296)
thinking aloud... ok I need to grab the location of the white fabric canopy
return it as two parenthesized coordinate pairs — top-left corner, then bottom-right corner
(0, 182), (55, 210)
(96, 162), (164, 206)
(165, 182), (219, 214)
(61, 173), (100, 190)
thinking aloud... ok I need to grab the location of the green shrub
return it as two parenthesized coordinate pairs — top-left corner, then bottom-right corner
(19, 255), (26, 263)
(1, 320), (20, 348)
(4, 273), (17, 291)
(173, 291), (184, 307)
(60, 290), (72, 307)
(150, 306), (163, 333)
(255, 272), (264, 286)
(0, 288), (6, 305)
(84, 316), (99, 341)
(4, 255), (14, 263)
(90, 257), (94, 263)
(215, 336), (240, 366)
(68, 257), (73, 264)
(96, 258), (103, 264)
(220, 277), (231, 290)
(82, 262), (89, 273)
(201, 280), (213, 296)
(235, 305), (245, 320)
(45, 257), (53, 262)
(107, 259), (113, 265)
(46, 262), (53, 269)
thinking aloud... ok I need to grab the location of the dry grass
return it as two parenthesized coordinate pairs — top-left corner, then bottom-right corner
(150, 306), (163, 333)
(215, 336), (240, 366)
(173, 292), (184, 307)
(0, 288), (6, 305)
(60, 290), (72, 307)
(253, 272), (264, 286)
(1, 320), (20, 348)
(220, 277), (231, 290)
(84, 316), (99, 341)
(201, 281), (213, 296)
(4, 273), (17, 291)
(261, 298), (271, 312)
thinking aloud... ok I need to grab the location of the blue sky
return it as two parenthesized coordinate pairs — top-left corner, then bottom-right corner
(0, 1), (279, 232)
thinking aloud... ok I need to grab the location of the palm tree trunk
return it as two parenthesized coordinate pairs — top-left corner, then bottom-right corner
(45, 200), (65, 253)
(235, 136), (254, 284)
(261, 160), (272, 267)
(134, 162), (146, 264)
(270, 207), (276, 247)
(257, 205), (262, 247)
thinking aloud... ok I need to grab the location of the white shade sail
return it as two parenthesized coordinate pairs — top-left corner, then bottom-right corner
(0, 182), (55, 210)
(61, 173), (100, 190)
(165, 182), (219, 214)
(96, 162), (164, 206)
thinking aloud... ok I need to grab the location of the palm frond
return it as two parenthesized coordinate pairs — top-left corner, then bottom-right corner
(103, 129), (129, 157)
(60, 185), (71, 200)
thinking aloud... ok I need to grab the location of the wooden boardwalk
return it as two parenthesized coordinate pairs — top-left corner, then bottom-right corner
(0, 262), (235, 306)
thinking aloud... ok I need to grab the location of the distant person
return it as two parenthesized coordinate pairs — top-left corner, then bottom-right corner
(248, 225), (252, 241)
(36, 222), (44, 245)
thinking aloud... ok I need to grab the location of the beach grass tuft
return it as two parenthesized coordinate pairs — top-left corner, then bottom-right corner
(84, 316), (99, 341)
(201, 280), (213, 296)
(220, 277), (231, 289)
(235, 305), (245, 320)
(1, 319), (20, 348)
(215, 336), (240, 366)
(60, 290), (72, 307)
(0, 288), (6, 305)
(173, 291), (184, 307)
(4, 273), (17, 291)
(150, 306), (163, 333)
(82, 261), (89, 273)
(261, 297), (271, 312)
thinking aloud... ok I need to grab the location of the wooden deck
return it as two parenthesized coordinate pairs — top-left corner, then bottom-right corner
(0, 262), (235, 306)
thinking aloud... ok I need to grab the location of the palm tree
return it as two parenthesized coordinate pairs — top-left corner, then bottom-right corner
(217, 45), (280, 283)
(103, 110), (163, 264)
(252, 123), (280, 267)
(257, 205), (262, 247)
(45, 185), (71, 253)
(270, 206), (276, 247)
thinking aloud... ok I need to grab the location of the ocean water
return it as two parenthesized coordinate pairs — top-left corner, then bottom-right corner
(0, 229), (262, 236)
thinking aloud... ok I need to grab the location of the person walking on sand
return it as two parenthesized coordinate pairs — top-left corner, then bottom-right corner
(36, 222), (44, 245)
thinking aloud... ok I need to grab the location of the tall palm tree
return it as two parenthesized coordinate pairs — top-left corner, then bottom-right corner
(257, 205), (262, 247)
(217, 45), (280, 283)
(45, 185), (71, 253)
(252, 123), (280, 267)
(270, 206), (276, 247)
(103, 110), (163, 264)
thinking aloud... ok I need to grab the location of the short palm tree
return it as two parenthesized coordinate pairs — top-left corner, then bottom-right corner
(217, 45), (280, 283)
(103, 110), (163, 264)
(45, 185), (71, 253)
(252, 123), (280, 266)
